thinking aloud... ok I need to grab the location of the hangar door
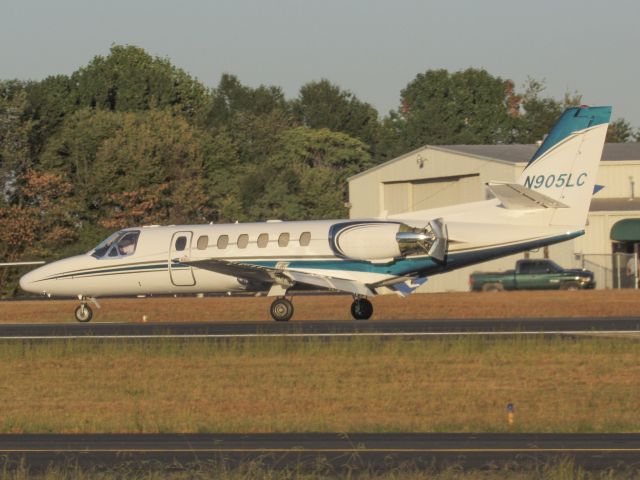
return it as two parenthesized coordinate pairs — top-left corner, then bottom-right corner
(383, 174), (480, 215)
(411, 174), (480, 211)
(383, 182), (410, 215)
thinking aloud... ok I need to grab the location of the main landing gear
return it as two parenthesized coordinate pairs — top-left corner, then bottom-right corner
(269, 295), (374, 321)
(350, 297), (373, 320)
(270, 297), (294, 322)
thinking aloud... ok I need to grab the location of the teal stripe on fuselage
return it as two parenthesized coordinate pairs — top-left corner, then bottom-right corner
(249, 231), (584, 278)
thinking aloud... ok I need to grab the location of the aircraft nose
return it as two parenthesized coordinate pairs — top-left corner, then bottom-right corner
(19, 267), (43, 294)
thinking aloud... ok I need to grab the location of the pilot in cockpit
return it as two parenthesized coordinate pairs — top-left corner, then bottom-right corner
(118, 236), (136, 256)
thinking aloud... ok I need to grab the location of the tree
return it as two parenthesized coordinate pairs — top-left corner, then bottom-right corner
(393, 68), (518, 149)
(24, 75), (77, 154)
(237, 127), (372, 221)
(203, 74), (290, 130)
(90, 109), (211, 228)
(292, 79), (380, 149)
(0, 81), (36, 197)
(39, 108), (212, 239)
(0, 170), (78, 296)
(512, 79), (564, 143)
(72, 45), (209, 119)
(38, 108), (124, 187)
(200, 107), (297, 223)
(607, 118), (634, 142)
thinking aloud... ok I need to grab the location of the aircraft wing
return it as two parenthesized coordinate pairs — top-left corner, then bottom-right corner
(180, 258), (375, 296)
(181, 258), (274, 284)
(0, 261), (45, 267)
(284, 270), (374, 296)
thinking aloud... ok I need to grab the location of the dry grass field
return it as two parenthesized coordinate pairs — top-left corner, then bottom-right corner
(0, 336), (638, 434)
(1, 289), (640, 323)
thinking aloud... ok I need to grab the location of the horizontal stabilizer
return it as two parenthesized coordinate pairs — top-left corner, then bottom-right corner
(487, 182), (569, 210)
(0, 261), (45, 267)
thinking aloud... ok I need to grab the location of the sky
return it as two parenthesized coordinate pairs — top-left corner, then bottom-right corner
(2, 0), (639, 127)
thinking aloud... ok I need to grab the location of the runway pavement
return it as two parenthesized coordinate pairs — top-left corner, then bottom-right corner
(0, 317), (639, 338)
(0, 433), (638, 471)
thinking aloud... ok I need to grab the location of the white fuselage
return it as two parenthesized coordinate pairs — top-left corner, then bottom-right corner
(19, 210), (580, 299)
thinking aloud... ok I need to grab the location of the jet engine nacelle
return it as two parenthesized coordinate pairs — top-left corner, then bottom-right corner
(330, 219), (447, 263)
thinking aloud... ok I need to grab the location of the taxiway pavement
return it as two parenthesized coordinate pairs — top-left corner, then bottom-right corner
(0, 317), (638, 338)
(0, 433), (638, 471)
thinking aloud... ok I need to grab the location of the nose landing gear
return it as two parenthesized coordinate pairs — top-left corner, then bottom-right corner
(350, 297), (373, 320)
(74, 296), (100, 323)
(270, 297), (294, 322)
(74, 303), (93, 322)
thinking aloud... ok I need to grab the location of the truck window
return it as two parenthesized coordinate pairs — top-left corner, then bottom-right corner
(546, 260), (563, 273)
(518, 262), (532, 274)
(522, 261), (556, 275)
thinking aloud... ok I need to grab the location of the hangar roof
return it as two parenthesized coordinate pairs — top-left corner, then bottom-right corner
(590, 198), (640, 212)
(440, 143), (640, 164)
(349, 143), (640, 182)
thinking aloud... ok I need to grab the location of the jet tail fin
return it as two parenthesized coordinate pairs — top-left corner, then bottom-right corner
(516, 106), (611, 227)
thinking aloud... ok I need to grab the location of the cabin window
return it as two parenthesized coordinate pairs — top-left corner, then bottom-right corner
(217, 235), (229, 249)
(196, 235), (208, 250)
(257, 233), (269, 248)
(175, 236), (187, 251)
(299, 231), (311, 246)
(278, 232), (290, 247)
(237, 234), (249, 249)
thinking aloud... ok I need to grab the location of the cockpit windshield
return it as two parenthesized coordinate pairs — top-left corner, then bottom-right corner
(91, 230), (141, 259)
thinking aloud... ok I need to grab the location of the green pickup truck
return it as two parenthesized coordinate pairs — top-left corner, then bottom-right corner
(469, 259), (596, 292)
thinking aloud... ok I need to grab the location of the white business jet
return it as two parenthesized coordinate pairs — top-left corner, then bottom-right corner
(19, 106), (611, 322)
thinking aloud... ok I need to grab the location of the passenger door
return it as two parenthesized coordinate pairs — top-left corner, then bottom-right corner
(169, 231), (196, 286)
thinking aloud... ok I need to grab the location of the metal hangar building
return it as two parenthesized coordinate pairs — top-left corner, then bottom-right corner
(347, 143), (640, 292)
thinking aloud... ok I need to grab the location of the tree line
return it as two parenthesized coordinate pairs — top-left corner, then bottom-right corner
(0, 45), (636, 295)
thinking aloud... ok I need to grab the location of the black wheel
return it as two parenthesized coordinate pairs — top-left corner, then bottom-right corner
(560, 282), (580, 291)
(481, 283), (504, 292)
(351, 298), (373, 320)
(270, 298), (294, 322)
(74, 304), (93, 323)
